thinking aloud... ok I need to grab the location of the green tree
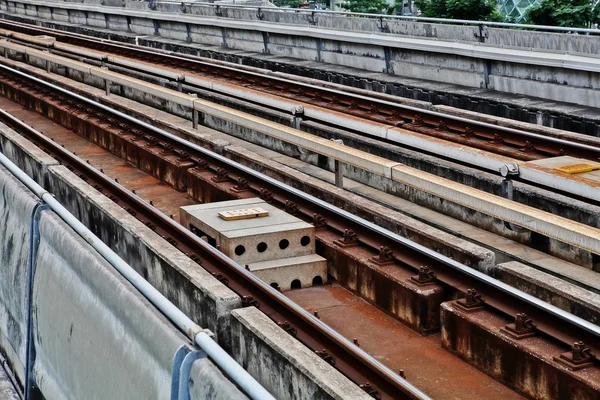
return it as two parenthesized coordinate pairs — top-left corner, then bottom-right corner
(415, 0), (502, 21)
(273, 0), (303, 7)
(526, 0), (600, 28)
(343, 0), (392, 14)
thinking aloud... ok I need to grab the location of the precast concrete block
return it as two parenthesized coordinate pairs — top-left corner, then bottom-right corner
(87, 12), (108, 28)
(248, 254), (327, 291)
(68, 10), (87, 25)
(181, 198), (316, 264)
(181, 198), (327, 290)
(320, 51), (386, 73)
(157, 22), (189, 42)
(50, 8), (69, 22)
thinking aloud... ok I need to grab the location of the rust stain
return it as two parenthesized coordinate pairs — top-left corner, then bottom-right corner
(288, 285), (525, 400)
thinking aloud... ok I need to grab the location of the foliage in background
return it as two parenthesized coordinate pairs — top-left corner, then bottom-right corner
(273, 0), (304, 8)
(414, 0), (502, 20)
(343, 0), (393, 14)
(525, 0), (600, 27)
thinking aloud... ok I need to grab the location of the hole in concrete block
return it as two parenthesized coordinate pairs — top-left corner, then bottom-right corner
(300, 236), (311, 247)
(235, 245), (246, 256)
(270, 282), (280, 290)
(291, 279), (301, 289)
(312, 276), (323, 286)
(279, 239), (289, 250)
(257, 242), (268, 253)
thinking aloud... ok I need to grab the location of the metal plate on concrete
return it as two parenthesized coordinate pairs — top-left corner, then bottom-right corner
(528, 156), (600, 181)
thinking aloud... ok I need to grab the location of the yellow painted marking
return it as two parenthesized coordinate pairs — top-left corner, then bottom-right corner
(554, 164), (600, 174)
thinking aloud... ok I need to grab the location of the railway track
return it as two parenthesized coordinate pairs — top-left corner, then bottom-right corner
(1, 46), (600, 398)
(1, 19), (599, 166)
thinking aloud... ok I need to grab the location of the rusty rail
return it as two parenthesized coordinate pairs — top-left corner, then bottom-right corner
(1, 53), (600, 395)
(1, 19), (600, 163)
(0, 62), (429, 400)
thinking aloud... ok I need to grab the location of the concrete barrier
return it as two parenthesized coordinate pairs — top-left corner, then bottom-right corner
(1, 0), (599, 109)
(45, 165), (243, 349)
(0, 113), (378, 400)
(0, 164), (248, 399)
(230, 307), (372, 400)
(495, 261), (600, 324)
(0, 164), (37, 384)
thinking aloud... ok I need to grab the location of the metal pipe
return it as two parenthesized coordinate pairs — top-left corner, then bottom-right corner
(24, 203), (49, 400)
(0, 152), (275, 400)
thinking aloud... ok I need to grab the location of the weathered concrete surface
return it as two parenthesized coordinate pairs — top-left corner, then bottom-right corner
(0, 164), (37, 384)
(0, 114), (374, 399)
(0, 165), (249, 399)
(189, 358), (250, 400)
(0, 120), (59, 184)
(0, 57), (498, 271)
(495, 261), (600, 324)
(155, 3), (600, 55)
(230, 306), (372, 400)
(1, 2), (600, 135)
(0, 361), (19, 400)
(33, 212), (183, 399)
(440, 301), (600, 400)
(4, 43), (598, 269)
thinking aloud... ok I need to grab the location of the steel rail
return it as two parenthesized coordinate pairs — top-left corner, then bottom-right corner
(1, 19), (598, 163)
(0, 63), (429, 400)
(0, 60), (600, 347)
(0, 121), (275, 400)
(1, 60), (599, 371)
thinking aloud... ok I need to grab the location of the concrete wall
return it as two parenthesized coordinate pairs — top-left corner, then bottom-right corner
(231, 307), (371, 400)
(158, 1), (600, 56)
(0, 163), (248, 399)
(1, 0), (599, 110)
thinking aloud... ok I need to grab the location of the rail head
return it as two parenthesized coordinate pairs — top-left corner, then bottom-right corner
(0, 62), (430, 399)
(2, 59), (600, 391)
(2, 59), (598, 341)
(3, 22), (596, 163)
